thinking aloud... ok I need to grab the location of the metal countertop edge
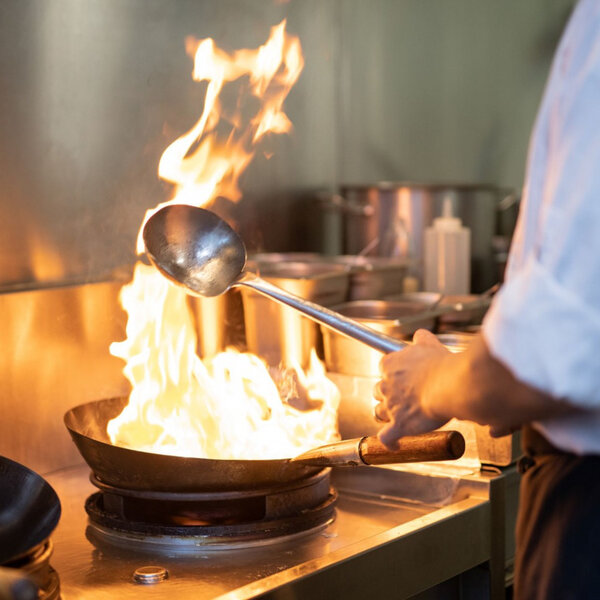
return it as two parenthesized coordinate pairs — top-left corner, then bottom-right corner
(215, 495), (490, 600)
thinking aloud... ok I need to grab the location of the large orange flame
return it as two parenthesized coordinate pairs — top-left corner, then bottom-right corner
(108, 21), (340, 460)
(135, 19), (303, 254)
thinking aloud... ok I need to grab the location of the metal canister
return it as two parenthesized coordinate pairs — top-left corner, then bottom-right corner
(338, 182), (519, 293)
(240, 258), (350, 368)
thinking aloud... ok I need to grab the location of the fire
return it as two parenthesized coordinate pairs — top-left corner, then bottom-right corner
(107, 21), (340, 459)
(135, 19), (304, 253)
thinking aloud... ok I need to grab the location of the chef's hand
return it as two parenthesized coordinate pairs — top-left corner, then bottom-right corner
(374, 329), (450, 449)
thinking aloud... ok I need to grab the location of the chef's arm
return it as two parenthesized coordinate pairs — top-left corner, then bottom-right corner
(422, 334), (576, 436)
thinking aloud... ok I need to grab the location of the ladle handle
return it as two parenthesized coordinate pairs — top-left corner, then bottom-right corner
(237, 273), (407, 354)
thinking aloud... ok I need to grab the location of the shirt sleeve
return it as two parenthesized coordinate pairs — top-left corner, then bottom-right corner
(483, 255), (600, 408)
(482, 10), (600, 409)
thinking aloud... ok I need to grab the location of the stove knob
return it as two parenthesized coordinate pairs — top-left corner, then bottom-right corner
(132, 566), (169, 585)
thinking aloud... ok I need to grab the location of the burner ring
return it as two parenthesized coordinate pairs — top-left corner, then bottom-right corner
(85, 491), (337, 550)
(1, 541), (61, 600)
(85, 468), (337, 550)
(90, 468), (330, 501)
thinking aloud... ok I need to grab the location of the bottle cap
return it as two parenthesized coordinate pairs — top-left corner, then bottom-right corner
(433, 197), (462, 230)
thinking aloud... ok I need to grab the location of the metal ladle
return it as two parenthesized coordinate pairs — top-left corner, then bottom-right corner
(143, 204), (406, 354)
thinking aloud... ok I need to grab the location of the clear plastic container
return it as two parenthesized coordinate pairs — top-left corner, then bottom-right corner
(424, 196), (471, 294)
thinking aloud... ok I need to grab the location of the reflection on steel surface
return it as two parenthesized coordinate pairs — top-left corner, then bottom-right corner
(42, 462), (515, 599)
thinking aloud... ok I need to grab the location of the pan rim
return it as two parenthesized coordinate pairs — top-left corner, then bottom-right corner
(64, 397), (301, 465)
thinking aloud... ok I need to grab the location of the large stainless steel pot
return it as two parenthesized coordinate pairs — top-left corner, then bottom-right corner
(338, 182), (519, 293)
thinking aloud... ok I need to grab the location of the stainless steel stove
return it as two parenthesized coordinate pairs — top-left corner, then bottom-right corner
(0, 284), (519, 599)
(44, 461), (516, 599)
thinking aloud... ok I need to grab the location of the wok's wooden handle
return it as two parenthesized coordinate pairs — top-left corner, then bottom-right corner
(359, 430), (465, 465)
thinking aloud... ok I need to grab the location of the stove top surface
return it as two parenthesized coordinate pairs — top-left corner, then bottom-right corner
(44, 462), (494, 599)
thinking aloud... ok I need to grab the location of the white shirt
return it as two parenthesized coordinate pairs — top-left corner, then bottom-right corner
(482, 0), (600, 454)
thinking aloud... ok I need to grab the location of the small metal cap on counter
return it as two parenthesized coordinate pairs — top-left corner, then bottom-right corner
(133, 566), (169, 585)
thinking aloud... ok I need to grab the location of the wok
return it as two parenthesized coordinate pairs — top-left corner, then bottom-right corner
(64, 397), (323, 493)
(64, 398), (464, 493)
(0, 457), (61, 565)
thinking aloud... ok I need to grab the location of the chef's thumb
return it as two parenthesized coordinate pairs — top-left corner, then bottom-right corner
(413, 329), (441, 347)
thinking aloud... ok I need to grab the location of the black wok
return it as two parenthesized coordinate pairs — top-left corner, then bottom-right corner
(0, 457), (61, 565)
(64, 398), (323, 493)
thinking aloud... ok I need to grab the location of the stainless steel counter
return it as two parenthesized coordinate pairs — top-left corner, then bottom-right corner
(44, 462), (516, 599)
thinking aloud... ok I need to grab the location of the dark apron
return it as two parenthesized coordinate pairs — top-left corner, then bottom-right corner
(515, 426), (600, 599)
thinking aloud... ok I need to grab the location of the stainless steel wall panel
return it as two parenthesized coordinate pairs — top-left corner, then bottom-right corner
(0, 0), (338, 286)
(0, 282), (128, 473)
(0, 0), (574, 287)
(337, 0), (574, 187)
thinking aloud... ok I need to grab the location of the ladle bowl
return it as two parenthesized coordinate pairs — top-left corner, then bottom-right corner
(143, 204), (407, 354)
(143, 205), (246, 298)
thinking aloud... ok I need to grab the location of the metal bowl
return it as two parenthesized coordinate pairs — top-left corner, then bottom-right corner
(321, 298), (439, 377)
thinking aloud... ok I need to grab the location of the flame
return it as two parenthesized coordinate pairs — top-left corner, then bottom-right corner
(135, 19), (303, 254)
(107, 22), (340, 460)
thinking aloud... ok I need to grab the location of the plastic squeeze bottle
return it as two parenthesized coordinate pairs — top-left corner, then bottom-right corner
(423, 196), (471, 294)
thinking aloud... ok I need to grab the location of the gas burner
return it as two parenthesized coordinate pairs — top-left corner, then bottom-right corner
(85, 469), (336, 551)
(2, 541), (60, 600)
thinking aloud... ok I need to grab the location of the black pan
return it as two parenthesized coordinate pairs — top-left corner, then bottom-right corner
(64, 398), (323, 493)
(0, 457), (61, 565)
